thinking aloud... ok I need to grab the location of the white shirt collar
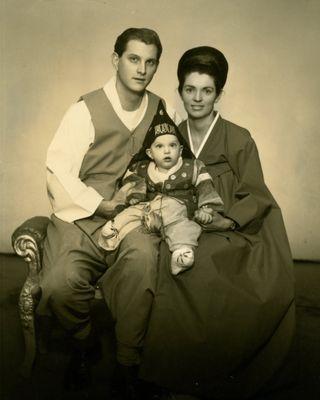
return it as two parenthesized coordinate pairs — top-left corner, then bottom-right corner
(103, 76), (148, 132)
(147, 157), (183, 183)
(187, 112), (220, 158)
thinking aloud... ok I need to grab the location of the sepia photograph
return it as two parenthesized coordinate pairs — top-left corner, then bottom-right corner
(1, 1), (320, 399)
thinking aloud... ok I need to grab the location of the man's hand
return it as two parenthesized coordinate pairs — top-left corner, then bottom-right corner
(194, 209), (213, 225)
(129, 198), (140, 205)
(112, 182), (136, 205)
(95, 182), (135, 218)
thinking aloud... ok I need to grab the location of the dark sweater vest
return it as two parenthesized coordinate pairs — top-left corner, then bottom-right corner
(79, 88), (161, 200)
(75, 88), (162, 236)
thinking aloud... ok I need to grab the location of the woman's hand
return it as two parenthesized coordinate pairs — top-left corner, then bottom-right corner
(195, 210), (236, 231)
(194, 209), (213, 225)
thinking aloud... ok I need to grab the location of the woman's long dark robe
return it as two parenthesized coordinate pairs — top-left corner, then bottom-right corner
(139, 116), (295, 399)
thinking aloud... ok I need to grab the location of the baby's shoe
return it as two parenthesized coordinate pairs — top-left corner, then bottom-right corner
(99, 221), (120, 251)
(171, 246), (194, 275)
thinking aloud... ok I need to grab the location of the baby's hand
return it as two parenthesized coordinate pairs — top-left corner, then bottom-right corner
(194, 209), (213, 225)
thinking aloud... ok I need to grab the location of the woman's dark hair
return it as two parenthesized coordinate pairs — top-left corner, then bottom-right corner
(114, 28), (163, 60)
(177, 46), (228, 96)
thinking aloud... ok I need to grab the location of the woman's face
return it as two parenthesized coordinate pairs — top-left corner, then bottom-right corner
(181, 72), (217, 120)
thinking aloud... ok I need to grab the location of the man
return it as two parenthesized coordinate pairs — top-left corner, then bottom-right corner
(37, 28), (180, 396)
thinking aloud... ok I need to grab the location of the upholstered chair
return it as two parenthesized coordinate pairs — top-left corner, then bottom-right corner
(11, 216), (103, 377)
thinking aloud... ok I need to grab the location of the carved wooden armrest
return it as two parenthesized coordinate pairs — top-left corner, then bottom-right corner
(11, 216), (51, 377)
(12, 216), (50, 266)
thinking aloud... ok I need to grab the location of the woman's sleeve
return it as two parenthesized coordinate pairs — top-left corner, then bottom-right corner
(226, 134), (273, 232)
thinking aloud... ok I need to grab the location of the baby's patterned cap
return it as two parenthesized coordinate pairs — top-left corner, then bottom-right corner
(143, 102), (180, 149)
(127, 101), (194, 167)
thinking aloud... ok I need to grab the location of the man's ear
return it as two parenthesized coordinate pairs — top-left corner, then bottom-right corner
(111, 52), (120, 71)
(146, 148), (153, 159)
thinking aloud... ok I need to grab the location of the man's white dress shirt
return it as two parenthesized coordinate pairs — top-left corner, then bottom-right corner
(46, 76), (181, 222)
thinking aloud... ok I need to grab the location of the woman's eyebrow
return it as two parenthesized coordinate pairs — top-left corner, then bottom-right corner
(185, 85), (213, 89)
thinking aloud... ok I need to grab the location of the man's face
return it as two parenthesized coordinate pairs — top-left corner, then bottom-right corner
(113, 40), (159, 94)
(146, 134), (183, 172)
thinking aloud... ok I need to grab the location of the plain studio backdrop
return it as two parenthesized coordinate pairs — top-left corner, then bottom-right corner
(1, 0), (320, 259)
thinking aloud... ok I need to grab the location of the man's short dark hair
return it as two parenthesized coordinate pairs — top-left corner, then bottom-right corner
(114, 28), (162, 60)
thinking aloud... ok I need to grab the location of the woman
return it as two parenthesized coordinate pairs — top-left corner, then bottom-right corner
(140, 47), (295, 399)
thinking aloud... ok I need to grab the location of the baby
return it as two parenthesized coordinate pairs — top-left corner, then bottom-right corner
(99, 104), (224, 275)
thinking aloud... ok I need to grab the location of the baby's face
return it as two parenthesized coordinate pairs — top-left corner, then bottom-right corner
(146, 134), (183, 171)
